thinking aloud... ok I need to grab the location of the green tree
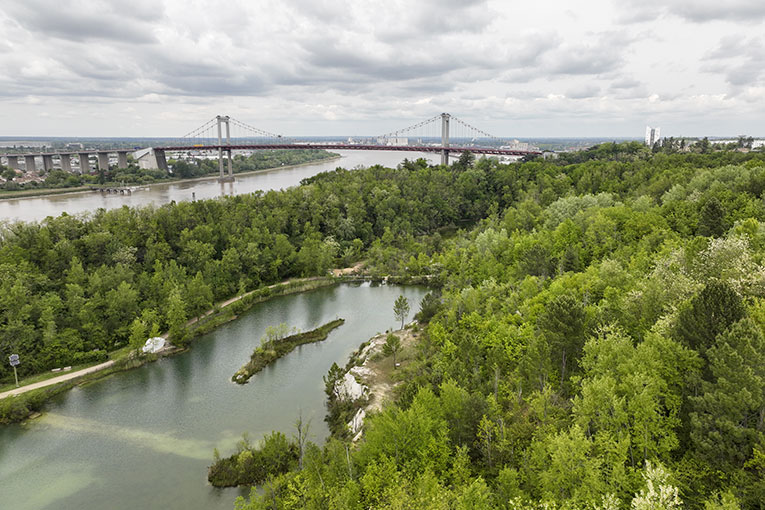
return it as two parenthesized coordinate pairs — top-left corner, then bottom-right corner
(186, 271), (213, 319)
(2, 166), (16, 181)
(537, 293), (587, 388)
(673, 280), (745, 358)
(128, 318), (147, 352)
(382, 333), (402, 369)
(166, 287), (188, 346)
(534, 424), (604, 506)
(630, 461), (682, 510)
(453, 151), (475, 172)
(690, 318), (765, 469)
(393, 295), (410, 330)
(698, 197), (726, 237)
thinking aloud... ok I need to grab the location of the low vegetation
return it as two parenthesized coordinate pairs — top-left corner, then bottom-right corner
(232, 319), (345, 384)
(208, 431), (299, 487)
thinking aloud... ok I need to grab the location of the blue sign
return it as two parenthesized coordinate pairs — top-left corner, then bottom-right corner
(9, 354), (20, 367)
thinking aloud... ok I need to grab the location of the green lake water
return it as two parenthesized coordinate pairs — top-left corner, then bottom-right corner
(0, 283), (427, 510)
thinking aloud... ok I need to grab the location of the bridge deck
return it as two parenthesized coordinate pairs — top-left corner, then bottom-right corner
(2, 144), (541, 158)
(152, 143), (541, 156)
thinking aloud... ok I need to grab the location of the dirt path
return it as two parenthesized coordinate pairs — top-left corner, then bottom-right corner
(348, 326), (418, 413)
(0, 360), (115, 400)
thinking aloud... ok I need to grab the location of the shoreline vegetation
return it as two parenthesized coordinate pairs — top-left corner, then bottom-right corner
(0, 153), (342, 201)
(0, 276), (338, 424)
(232, 318), (345, 384)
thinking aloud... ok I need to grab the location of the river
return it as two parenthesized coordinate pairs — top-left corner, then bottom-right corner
(0, 283), (428, 510)
(0, 151), (438, 223)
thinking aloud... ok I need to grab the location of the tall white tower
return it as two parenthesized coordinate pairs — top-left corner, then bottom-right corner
(645, 126), (661, 146)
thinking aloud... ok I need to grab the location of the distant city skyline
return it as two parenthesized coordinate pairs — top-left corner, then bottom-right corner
(1, 0), (764, 138)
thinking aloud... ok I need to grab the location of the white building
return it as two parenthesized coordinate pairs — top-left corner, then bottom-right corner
(645, 126), (661, 146)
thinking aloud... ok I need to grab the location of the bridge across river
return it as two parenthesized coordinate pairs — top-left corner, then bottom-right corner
(1, 113), (541, 179)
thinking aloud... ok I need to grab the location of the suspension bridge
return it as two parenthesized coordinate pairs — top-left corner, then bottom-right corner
(1, 113), (542, 180)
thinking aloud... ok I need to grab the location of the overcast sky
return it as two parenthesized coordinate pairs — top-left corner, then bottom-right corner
(1, 0), (764, 138)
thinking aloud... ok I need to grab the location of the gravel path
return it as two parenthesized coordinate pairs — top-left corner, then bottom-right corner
(0, 360), (115, 400)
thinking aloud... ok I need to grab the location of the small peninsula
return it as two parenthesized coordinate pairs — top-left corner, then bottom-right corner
(232, 319), (345, 384)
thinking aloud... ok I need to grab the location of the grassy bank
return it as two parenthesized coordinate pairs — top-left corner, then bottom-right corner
(186, 277), (337, 341)
(0, 186), (95, 200)
(232, 318), (345, 384)
(0, 355), (150, 424)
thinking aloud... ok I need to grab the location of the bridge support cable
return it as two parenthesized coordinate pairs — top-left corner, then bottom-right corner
(179, 117), (219, 146)
(377, 114), (441, 143)
(227, 117), (294, 144)
(449, 115), (508, 147)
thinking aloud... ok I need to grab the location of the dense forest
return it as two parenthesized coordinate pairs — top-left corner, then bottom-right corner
(1, 143), (764, 507)
(237, 145), (764, 509)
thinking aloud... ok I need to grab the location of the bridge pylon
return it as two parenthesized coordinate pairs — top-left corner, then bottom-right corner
(217, 115), (234, 182)
(440, 113), (450, 165)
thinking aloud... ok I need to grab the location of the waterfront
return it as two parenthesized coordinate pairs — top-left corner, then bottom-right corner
(0, 151), (437, 223)
(0, 283), (427, 510)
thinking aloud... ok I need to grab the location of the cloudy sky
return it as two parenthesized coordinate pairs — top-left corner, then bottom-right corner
(1, 0), (764, 138)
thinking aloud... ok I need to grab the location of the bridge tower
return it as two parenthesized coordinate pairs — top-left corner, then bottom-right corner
(217, 115), (234, 182)
(440, 113), (450, 166)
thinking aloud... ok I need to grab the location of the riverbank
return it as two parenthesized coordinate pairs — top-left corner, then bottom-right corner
(0, 275), (339, 424)
(0, 154), (342, 202)
(0, 355), (150, 424)
(0, 185), (93, 200)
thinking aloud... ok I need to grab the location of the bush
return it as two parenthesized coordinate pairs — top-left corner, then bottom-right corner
(208, 431), (298, 487)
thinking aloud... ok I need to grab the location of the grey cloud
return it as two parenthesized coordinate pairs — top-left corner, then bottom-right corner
(544, 32), (630, 76)
(610, 77), (642, 89)
(2, 0), (161, 43)
(1, 0), (764, 139)
(616, 0), (765, 23)
(566, 85), (601, 99)
(672, 2), (765, 23)
(608, 77), (648, 99)
(498, 31), (622, 84)
(702, 36), (765, 89)
(510, 32), (562, 68)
